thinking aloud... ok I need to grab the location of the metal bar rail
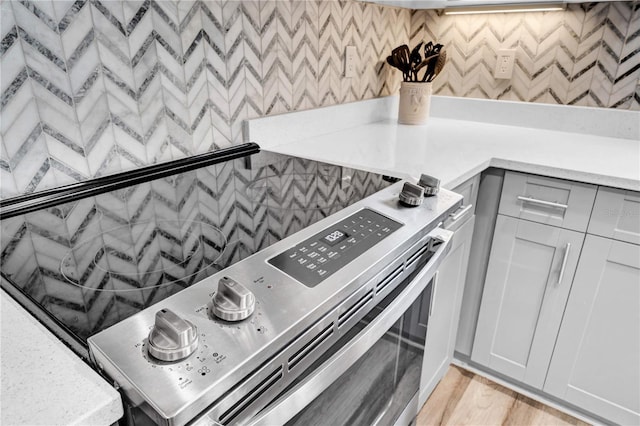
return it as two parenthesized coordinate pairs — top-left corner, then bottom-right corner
(0, 143), (260, 220)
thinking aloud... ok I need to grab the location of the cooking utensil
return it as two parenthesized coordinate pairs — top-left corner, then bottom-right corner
(387, 52), (402, 76)
(392, 44), (411, 81)
(386, 41), (446, 83)
(423, 44), (443, 82)
(414, 53), (439, 82)
(409, 42), (423, 81)
(429, 50), (447, 82)
(423, 41), (434, 59)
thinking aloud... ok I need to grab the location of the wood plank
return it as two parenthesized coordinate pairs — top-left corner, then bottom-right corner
(416, 366), (473, 426)
(418, 366), (591, 426)
(503, 394), (590, 426)
(443, 373), (517, 425)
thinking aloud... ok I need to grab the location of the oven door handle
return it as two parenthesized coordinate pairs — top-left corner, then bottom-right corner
(248, 227), (454, 426)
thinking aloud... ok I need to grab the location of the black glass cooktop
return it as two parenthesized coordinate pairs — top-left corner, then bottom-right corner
(0, 149), (391, 345)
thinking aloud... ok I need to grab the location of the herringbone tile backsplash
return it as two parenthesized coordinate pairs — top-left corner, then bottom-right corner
(1, 0), (638, 199)
(411, 2), (640, 108)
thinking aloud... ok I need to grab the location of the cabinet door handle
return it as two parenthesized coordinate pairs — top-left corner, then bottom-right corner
(450, 204), (473, 222)
(517, 196), (568, 210)
(558, 243), (571, 285)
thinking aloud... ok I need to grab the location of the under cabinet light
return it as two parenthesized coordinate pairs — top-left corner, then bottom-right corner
(444, 3), (564, 15)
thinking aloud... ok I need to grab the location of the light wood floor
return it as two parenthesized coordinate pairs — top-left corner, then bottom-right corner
(417, 366), (591, 426)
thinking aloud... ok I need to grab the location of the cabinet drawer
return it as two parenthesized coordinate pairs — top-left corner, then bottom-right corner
(452, 175), (480, 211)
(588, 187), (640, 245)
(445, 176), (479, 231)
(499, 172), (597, 232)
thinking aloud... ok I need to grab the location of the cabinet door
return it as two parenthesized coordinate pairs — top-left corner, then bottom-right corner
(588, 187), (640, 245)
(419, 216), (475, 406)
(544, 236), (640, 425)
(471, 216), (584, 389)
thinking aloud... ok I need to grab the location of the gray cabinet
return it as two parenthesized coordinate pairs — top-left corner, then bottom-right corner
(588, 187), (640, 245)
(455, 169), (504, 357)
(419, 214), (475, 406)
(544, 235), (640, 425)
(461, 170), (638, 424)
(443, 175), (479, 229)
(499, 171), (596, 232)
(471, 215), (584, 389)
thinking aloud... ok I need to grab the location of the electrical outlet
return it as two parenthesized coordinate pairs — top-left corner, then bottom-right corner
(345, 46), (356, 78)
(494, 49), (516, 79)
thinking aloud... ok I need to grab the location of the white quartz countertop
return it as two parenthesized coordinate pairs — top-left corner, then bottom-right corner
(246, 96), (640, 191)
(1, 290), (123, 425)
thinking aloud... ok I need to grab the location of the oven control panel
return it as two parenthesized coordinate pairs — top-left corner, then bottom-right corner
(268, 208), (402, 287)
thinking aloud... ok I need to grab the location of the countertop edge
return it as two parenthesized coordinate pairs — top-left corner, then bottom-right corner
(488, 158), (640, 192)
(1, 290), (124, 426)
(264, 144), (640, 193)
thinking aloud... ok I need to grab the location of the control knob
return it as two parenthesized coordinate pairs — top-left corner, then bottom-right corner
(418, 174), (440, 197)
(399, 182), (424, 207)
(211, 277), (256, 322)
(148, 309), (199, 362)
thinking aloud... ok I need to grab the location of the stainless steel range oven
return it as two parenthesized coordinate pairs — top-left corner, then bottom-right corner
(0, 144), (461, 426)
(89, 182), (460, 425)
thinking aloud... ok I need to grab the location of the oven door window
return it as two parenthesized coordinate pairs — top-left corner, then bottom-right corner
(284, 280), (432, 426)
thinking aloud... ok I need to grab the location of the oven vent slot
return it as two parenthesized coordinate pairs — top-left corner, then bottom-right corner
(375, 265), (403, 295)
(218, 366), (283, 425)
(288, 323), (334, 371)
(407, 240), (432, 268)
(338, 290), (374, 328)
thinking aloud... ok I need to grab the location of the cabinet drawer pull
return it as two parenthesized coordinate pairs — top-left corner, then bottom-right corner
(450, 204), (473, 222)
(517, 196), (568, 210)
(558, 243), (571, 285)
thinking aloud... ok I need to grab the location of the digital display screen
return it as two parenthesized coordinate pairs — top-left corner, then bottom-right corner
(322, 230), (349, 246)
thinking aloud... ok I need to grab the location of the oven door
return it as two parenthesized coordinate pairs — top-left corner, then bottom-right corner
(246, 229), (453, 426)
